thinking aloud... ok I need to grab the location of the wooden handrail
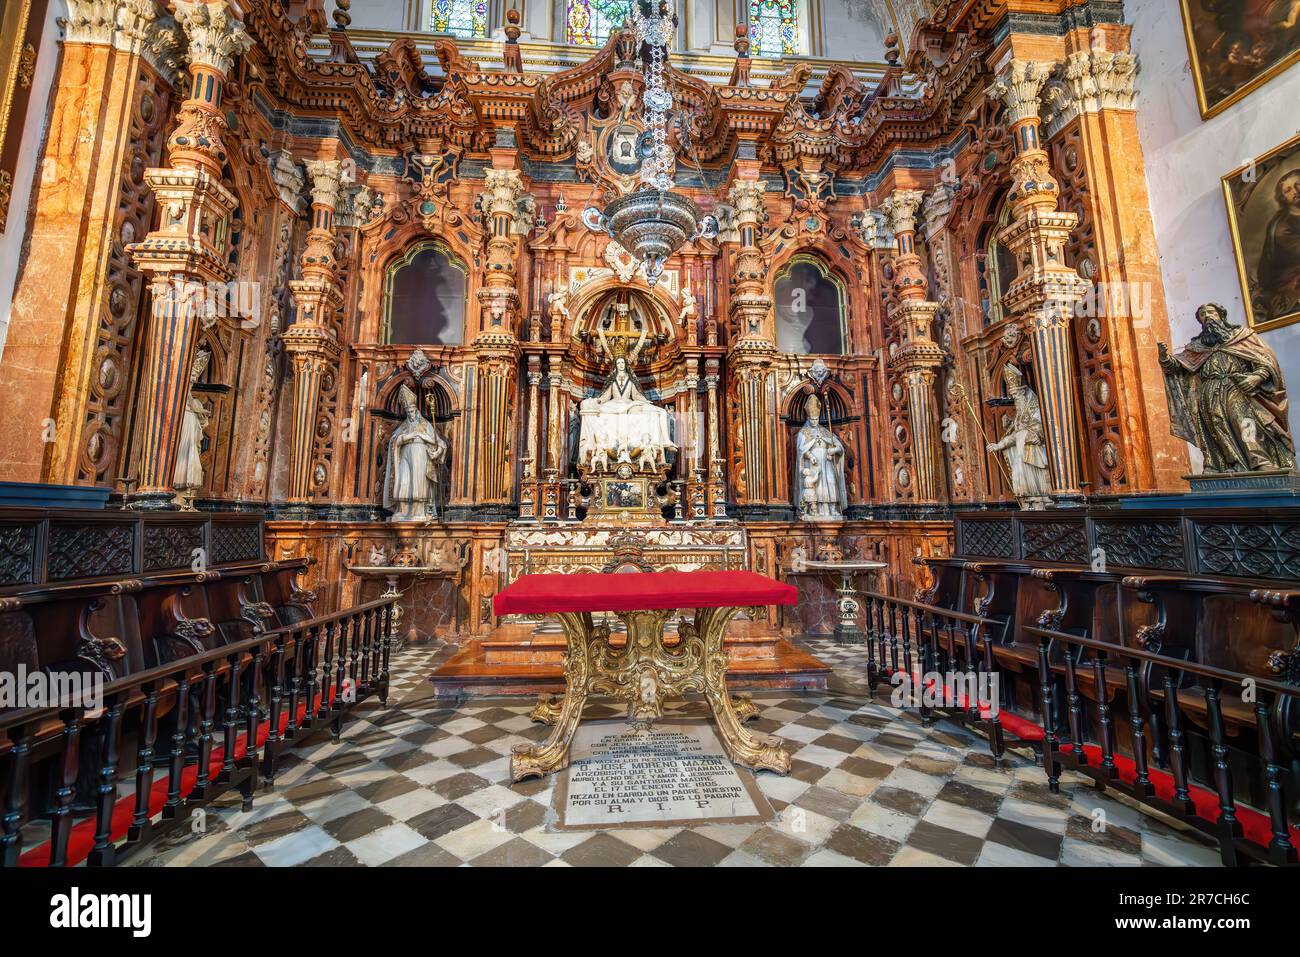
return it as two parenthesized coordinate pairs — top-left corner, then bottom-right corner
(861, 591), (999, 628)
(0, 596), (397, 733)
(1024, 624), (1300, 699)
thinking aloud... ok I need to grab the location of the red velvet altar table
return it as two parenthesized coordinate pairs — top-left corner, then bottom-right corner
(493, 570), (798, 781)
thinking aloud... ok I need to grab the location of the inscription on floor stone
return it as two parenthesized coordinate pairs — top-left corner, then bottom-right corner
(554, 719), (774, 829)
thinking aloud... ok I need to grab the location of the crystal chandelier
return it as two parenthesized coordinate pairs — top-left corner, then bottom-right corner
(582, 0), (716, 287)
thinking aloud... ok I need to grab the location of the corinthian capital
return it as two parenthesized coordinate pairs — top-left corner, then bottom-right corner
(991, 59), (1053, 125)
(63, 0), (158, 51)
(1042, 50), (1140, 138)
(726, 179), (767, 227)
(483, 168), (526, 218)
(303, 159), (344, 213)
(174, 0), (253, 78)
(882, 189), (925, 237)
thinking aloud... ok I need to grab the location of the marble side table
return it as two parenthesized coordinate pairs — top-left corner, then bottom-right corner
(799, 560), (888, 645)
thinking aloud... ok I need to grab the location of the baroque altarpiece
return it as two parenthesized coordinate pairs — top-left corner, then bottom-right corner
(0, 1), (1187, 692)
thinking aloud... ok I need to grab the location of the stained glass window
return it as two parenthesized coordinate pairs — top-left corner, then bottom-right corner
(749, 0), (797, 57)
(566, 0), (635, 46)
(431, 0), (488, 38)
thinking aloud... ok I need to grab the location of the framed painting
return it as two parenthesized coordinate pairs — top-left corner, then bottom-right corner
(0, 0), (48, 234)
(1222, 132), (1300, 331)
(1180, 0), (1300, 119)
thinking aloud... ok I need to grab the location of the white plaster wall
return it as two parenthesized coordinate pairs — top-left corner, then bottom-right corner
(0, 0), (66, 363)
(820, 0), (885, 63)
(1129, 3), (1300, 447)
(346, 0), (412, 31)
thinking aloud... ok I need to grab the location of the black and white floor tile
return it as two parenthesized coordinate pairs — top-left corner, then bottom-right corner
(127, 638), (1224, 867)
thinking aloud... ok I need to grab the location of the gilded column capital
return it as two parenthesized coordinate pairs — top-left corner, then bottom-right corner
(63, 0), (157, 50)
(882, 189), (925, 237)
(1042, 50), (1140, 139)
(141, 15), (187, 85)
(269, 151), (306, 211)
(303, 159), (345, 213)
(173, 0), (253, 79)
(483, 168), (527, 219)
(726, 179), (767, 227)
(990, 59), (1053, 125)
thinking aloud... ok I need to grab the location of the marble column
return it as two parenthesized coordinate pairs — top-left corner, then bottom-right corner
(0, 1), (183, 485)
(725, 175), (777, 508)
(993, 59), (1090, 503)
(467, 159), (528, 509)
(883, 188), (944, 503)
(125, 0), (252, 508)
(284, 159), (345, 505)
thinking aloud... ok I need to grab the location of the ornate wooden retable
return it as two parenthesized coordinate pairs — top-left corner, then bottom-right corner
(493, 570), (798, 781)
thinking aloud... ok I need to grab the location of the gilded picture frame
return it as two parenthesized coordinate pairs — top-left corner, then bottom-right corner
(1222, 131), (1300, 332)
(0, 0), (45, 234)
(1180, 0), (1300, 120)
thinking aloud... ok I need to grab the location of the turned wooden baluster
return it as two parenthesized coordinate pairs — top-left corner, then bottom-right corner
(916, 608), (934, 726)
(194, 660), (218, 800)
(48, 708), (82, 866)
(1036, 636), (1060, 793)
(309, 624), (327, 722)
(163, 674), (190, 819)
(1091, 650), (1117, 780)
(1, 721), (32, 866)
(978, 622), (1005, 759)
(357, 613), (372, 692)
(332, 618), (349, 712)
(344, 612), (360, 695)
(129, 681), (160, 843)
(241, 646), (263, 811)
(1063, 645), (1085, 764)
(288, 628), (308, 735)
(219, 650), (243, 783)
(1254, 694), (1298, 865)
(1162, 673), (1195, 815)
(883, 601), (898, 678)
(379, 604), (393, 706)
(264, 636), (286, 782)
(1202, 678), (1240, 867)
(864, 596), (878, 693)
(962, 620), (980, 722)
(1124, 663), (1154, 797)
(87, 691), (125, 867)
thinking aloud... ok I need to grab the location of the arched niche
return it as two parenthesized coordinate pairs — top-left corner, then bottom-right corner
(977, 195), (1017, 327)
(773, 254), (847, 355)
(383, 240), (468, 345)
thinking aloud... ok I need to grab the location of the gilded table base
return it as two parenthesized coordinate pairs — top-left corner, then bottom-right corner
(510, 607), (791, 781)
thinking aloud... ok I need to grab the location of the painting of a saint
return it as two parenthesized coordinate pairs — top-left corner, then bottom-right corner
(1180, 0), (1300, 117)
(1223, 133), (1300, 331)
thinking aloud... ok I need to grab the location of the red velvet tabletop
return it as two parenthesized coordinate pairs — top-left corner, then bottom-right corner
(493, 570), (798, 616)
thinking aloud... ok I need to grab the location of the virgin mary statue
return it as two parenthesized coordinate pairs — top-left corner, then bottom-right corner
(578, 343), (675, 471)
(383, 386), (448, 521)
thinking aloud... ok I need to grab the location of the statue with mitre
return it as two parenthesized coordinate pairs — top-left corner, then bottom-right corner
(794, 394), (847, 521)
(383, 385), (448, 522)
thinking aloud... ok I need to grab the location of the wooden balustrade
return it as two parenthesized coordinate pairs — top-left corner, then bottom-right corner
(0, 596), (396, 868)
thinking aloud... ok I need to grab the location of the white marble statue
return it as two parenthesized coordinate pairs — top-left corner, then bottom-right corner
(679, 286), (697, 328)
(383, 385), (448, 522)
(794, 394), (847, 521)
(986, 364), (1051, 509)
(174, 349), (212, 510)
(578, 350), (675, 473)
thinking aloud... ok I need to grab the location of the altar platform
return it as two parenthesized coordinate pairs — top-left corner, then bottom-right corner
(430, 619), (831, 697)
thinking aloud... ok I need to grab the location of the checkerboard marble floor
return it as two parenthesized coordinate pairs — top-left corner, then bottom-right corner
(126, 638), (1225, 867)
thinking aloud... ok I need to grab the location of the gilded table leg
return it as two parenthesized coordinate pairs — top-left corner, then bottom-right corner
(511, 612), (592, 781)
(695, 606), (791, 774)
(529, 694), (563, 725)
(731, 693), (760, 722)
